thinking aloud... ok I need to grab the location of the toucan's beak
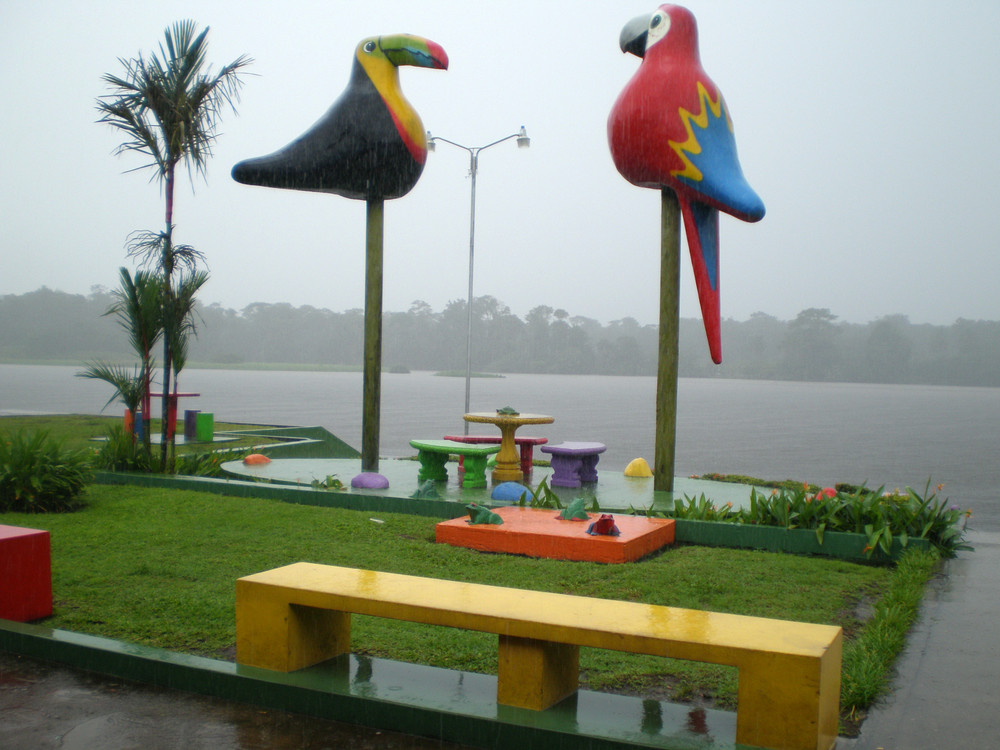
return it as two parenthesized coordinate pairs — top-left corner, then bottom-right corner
(619, 14), (650, 58)
(381, 34), (449, 70)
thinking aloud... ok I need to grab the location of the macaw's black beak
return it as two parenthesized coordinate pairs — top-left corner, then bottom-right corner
(619, 13), (651, 58)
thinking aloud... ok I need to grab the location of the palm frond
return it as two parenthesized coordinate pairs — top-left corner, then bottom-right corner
(96, 20), (252, 183)
(76, 361), (146, 413)
(106, 266), (162, 364)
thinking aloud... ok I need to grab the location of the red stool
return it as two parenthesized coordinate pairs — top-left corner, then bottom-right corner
(0, 524), (52, 621)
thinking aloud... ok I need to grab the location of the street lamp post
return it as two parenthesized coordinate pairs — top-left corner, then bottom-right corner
(427, 127), (530, 433)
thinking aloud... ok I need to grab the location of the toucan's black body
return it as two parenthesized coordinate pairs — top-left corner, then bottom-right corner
(232, 65), (420, 201)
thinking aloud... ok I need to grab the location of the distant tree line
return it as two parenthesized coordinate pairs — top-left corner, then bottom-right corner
(3, 286), (999, 387)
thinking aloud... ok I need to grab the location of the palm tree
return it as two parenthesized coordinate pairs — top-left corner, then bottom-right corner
(97, 20), (251, 468)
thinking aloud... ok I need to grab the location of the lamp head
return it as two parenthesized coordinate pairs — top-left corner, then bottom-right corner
(516, 125), (530, 148)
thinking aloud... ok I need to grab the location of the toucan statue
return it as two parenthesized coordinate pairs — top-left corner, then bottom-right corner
(232, 34), (448, 473)
(608, 5), (763, 364)
(233, 34), (448, 199)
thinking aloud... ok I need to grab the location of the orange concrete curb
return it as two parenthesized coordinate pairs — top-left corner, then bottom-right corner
(435, 507), (675, 563)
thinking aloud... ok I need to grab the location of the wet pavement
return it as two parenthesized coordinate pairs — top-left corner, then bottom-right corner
(844, 528), (1000, 749)
(3, 531), (997, 750)
(0, 651), (473, 750)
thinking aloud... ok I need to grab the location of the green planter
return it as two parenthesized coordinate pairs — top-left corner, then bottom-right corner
(674, 518), (930, 563)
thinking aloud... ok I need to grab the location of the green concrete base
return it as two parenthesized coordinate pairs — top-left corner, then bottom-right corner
(674, 519), (930, 563)
(0, 619), (746, 750)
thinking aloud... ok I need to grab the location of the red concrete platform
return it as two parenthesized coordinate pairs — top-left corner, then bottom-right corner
(435, 507), (674, 563)
(0, 524), (52, 621)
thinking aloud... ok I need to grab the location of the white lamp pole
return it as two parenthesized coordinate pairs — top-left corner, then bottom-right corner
(427, 127), (530, 433)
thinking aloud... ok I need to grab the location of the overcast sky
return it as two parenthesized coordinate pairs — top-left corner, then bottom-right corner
(2, 0), (999, 327)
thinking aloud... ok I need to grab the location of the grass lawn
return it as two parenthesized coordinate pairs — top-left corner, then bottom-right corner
(0, 415), (940, 733)
(0, 482), (935, 730)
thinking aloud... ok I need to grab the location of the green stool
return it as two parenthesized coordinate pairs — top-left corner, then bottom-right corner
(409, 439), (500, 489)
(195, 412), (214, 442)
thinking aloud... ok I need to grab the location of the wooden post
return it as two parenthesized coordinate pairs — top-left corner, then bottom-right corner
(655, 188), (681, 493)
(362, 199), (384, 472)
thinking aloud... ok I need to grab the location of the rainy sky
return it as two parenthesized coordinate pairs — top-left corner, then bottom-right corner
(2, 0), (999, 326)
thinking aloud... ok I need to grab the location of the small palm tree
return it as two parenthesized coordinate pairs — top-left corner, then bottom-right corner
(163, 269), (209, 470)
(98, 20), (251, 468)
(105, 267), (162, 445)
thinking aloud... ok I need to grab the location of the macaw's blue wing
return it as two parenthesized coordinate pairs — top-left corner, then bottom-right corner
(672, 96), (765, 224)
(678, 197), (722, 364)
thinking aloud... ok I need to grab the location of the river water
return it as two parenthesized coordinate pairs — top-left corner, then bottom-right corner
(2, 365), (997, 530)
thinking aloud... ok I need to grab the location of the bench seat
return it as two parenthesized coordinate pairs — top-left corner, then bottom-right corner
(443, 434), (548, 477)
(409, 439), (500, 489)
(237, 563), (842, 750)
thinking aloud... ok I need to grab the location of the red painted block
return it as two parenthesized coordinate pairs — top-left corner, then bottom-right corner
(436, 507), (674, 563)
(0, 524), (53, 622)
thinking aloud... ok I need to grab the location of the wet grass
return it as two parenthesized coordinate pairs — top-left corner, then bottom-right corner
(0, 482), (937, 731)
(0, 414), (273, 454)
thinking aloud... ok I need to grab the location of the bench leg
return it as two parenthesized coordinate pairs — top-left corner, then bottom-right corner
(416, 450), (449, 484)
(547, 455), (583, 488)
(579, 454), (601, 483)
(497, 635), (579, 710)
(519, 444), (534, 476)
(460, 454), (490, 489)
(236, 581), (351, 672)
(735, 635), (842, 750)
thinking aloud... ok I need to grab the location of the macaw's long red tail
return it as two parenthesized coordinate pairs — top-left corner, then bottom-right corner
(679, 197), (722, 364)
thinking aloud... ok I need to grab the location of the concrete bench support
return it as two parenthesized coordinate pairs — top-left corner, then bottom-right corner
(540, 441), (607, 488)
(409, 439), (500, 489)
(236, 563), (842, 750)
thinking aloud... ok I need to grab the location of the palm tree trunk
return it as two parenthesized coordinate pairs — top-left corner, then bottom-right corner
(159, 166), (175, 471)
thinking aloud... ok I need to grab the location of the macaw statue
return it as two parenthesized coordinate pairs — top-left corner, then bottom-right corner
(608, 5), (764, 363)
(233, 34), (448, 201)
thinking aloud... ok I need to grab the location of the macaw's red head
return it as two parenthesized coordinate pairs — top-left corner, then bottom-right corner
(619, 4), (700, 64)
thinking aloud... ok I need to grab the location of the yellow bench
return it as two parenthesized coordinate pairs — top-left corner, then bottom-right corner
(236, 563), (842, 750)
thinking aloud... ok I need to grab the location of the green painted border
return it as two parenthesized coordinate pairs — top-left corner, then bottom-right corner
(674, 519), (929, 563)
(94, 471), (467, 520)
(0, 619), (748, 750)
(224, 425), (361, 459)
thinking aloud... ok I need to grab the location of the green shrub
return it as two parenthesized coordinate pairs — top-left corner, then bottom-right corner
(0, 430), (92, 512)
(638, 482), (972, 558)
(93, 424), (159, 473)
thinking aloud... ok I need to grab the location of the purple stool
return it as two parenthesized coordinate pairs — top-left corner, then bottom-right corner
(541, 442), (607, 488)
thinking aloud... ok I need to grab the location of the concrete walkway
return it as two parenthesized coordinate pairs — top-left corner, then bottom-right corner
(0, 650), (475, 750)
(845, 528), (1000, 749)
